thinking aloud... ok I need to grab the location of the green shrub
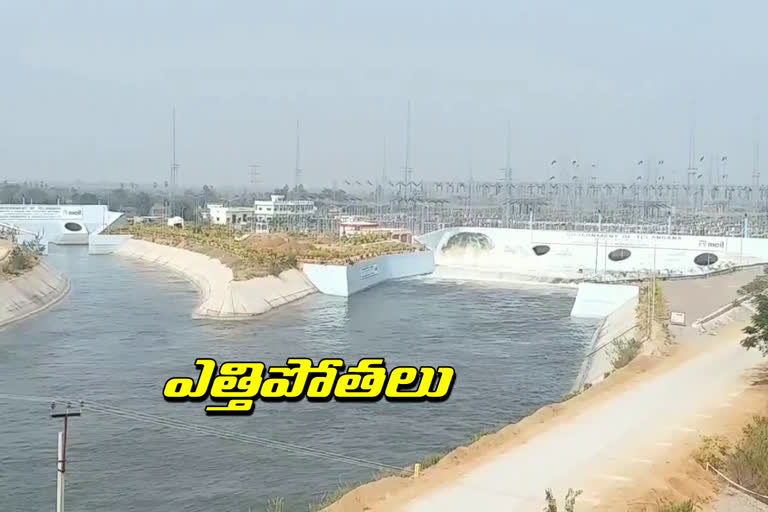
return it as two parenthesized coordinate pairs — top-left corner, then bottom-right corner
(609, 337), (643, 369)
(1, 245), (38, 276)
(657, 500), (697, 512)
(264, 497), (286, 512)
(693, 435), (730, 470)
(727, 416), (768, 499)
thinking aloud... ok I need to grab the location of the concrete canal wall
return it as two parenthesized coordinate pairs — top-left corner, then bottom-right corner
(302, 251), (435, 297)
(0, 260), (70, 328)
(95, 235), (434, 301)
(572, 286), (639, 389)
(115, 239), (317, 319)
(570, 283), (639, 318)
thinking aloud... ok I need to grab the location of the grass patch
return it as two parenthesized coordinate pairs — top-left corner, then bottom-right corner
(609, 336), (643, 369)
(636, 280), (672, 343)
(308, 481), (360, 512)
(656, 499), (698, 511)
(419, 453), (445, 469)
(470, 429), (497, 443)
(263, 497), (286, 512)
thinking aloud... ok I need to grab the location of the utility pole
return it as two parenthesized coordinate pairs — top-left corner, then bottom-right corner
(293, 120), (302, 196)
(500, 120), (513, 228)
(51, 402), (82, 512)
(170, 106), (179, 218)
(686, 100), (696, 211)
(378, 135), (388, 218)
(402, 100), (413, 200)
(753, 114), (761, 207)
(248, 164), (261, 231)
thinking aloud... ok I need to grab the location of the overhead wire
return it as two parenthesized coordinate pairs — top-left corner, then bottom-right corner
(0, 393), (410, 474)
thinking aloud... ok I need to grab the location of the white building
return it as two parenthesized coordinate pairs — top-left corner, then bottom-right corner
(253, 195), (315, 221)
(206, 196), (316, 228)
(207, 204), (255, 226)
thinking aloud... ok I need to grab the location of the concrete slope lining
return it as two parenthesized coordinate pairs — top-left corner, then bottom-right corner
(115, 238), (316, 319)
(0, 260), (70, 328)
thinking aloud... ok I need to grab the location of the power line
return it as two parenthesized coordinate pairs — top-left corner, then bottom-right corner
(0, 393), (409, 474)
(294, 120), (302, 191)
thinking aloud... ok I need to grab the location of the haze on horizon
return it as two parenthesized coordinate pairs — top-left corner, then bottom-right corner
(1, 0), (767, 189)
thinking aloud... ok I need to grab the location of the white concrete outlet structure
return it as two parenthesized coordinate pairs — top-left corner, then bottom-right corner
(0, 204), (123, 246)
(301, 251), (435, 297)
(570, 283), (639, 318)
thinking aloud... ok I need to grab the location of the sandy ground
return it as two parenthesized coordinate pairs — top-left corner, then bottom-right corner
(0, 240), (11, 263)
(326, 277), (768, 512)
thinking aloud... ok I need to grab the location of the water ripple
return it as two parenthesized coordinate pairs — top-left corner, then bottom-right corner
(0, 246), (597, 512)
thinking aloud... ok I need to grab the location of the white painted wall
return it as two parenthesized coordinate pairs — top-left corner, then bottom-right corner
(0, 205), (123, 245)
(303, 251), (435, 297)
(572, 284), (639, 388)
(300, 263), (349, 296)
(418, 227), (768, 280)
(570, 283), (639, 318)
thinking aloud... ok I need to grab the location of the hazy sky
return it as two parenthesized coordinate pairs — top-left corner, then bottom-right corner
(2, 0), (767, 188)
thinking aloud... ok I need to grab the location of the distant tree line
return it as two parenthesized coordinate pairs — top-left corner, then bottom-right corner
(1, 180), (365, 219)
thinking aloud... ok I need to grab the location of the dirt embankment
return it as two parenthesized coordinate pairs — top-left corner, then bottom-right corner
(323, 309), (768, 512)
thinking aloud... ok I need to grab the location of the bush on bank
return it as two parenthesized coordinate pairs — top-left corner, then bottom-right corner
(695, 416), (768, 503)
(0, 245), (39, 278)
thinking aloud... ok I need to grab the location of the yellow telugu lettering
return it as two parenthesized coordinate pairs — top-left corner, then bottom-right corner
(333, 358), (387, 399)
(163, 358), (216, 399)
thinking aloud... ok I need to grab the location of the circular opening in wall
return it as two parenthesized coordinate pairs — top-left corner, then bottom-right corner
(64, 222), (83, 232)
(532, 245), (550, 256)
(441, 232), (494, 253)
(694, 253), (718, 266)
(608, 248), (631, 262)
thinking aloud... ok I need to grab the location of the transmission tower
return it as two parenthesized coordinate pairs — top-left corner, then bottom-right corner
(753, 114), (761, 206)
(249, 164), (261, 188)
(500, 120), (513, 227)
(293, 120), (302, 193)
(402, 101), (413, 188)
(169, 106), (179, 218)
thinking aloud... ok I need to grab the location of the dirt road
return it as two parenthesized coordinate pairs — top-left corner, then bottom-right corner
(400, 315), (761, 511)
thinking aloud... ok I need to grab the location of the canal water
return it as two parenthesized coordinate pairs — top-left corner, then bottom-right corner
(0, 246), (596, 511)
